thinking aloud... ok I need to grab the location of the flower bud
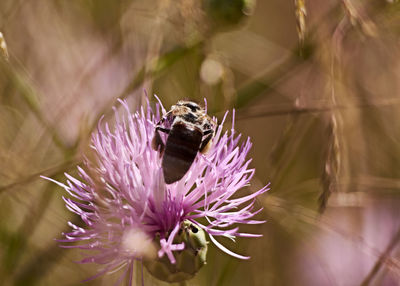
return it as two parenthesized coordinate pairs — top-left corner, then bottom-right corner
(144, 221), (208, 283)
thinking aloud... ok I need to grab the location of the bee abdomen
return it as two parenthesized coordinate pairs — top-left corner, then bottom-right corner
(162, 123), (202, 184)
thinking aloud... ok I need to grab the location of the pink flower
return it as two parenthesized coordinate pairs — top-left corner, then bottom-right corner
(43, 98), (269, 283)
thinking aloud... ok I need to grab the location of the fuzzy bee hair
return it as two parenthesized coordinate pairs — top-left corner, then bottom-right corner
(152, 100), (215, 184)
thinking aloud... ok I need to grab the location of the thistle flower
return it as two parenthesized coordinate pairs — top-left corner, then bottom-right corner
(43, 98), (269, 284)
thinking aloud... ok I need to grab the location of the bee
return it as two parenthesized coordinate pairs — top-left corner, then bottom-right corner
(152, 100), (215, 184)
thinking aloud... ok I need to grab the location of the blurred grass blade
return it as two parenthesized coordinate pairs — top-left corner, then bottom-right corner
(0, 32), (9, 60)
(319, 115), (340, 213)
(2, 182), (57, 276)
(0, 159), (78, 194)
(341, 0), (377, 37)
(0, 57), (69, 151)
(13, 216), (82, 286)
(360, 228), (400, 286)
(89, 41), (203, 134)
(234, 53), (306, 109)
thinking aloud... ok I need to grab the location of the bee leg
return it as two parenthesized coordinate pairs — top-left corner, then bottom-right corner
(199, 131), (214, 154)
(156, 126), (170, 134)
(155, 118), (165, 126)
(152, 127), (170, 154)
(155, 111), (173, 126)
(203, 129), (213, 136)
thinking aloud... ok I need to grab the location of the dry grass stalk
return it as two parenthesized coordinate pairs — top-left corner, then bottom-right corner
(294, 0), (307, 45)
(341, 0), (377, 37)
(0, 32), (9, 60)
(319, 114), (341, 213)
(319, 37), (342, 213)
(142, 0), (172, 104)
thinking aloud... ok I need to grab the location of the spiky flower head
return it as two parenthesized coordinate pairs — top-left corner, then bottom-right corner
(44, 98), (269, 284)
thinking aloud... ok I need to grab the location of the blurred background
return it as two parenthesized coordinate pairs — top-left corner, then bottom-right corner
(1, 0), (400, 285)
